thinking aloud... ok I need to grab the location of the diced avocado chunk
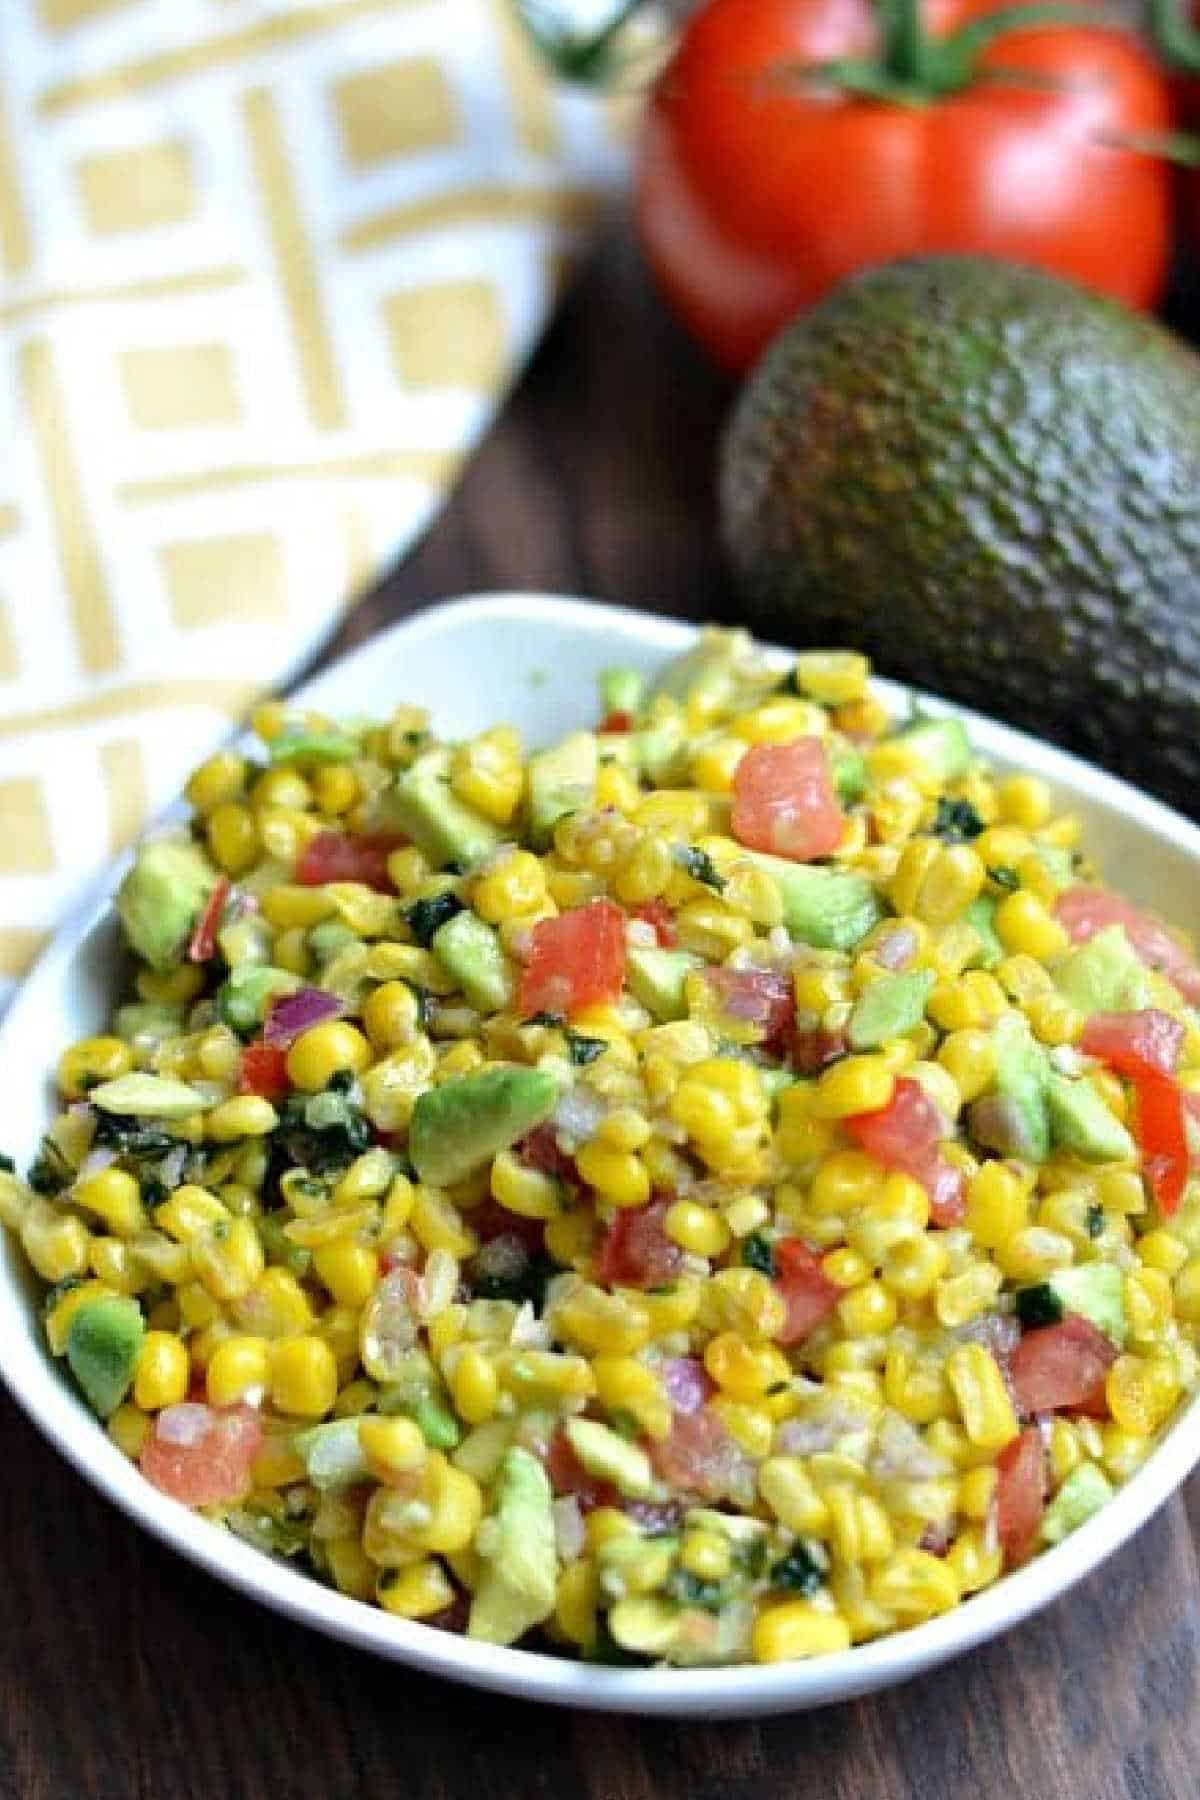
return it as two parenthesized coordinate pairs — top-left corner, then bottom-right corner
(650, 629), (752, 704)
(964, 895), (1004, 969)
(408, 1065), (559, 1186)
(387, 748), (502, 869)
(564, 1418), (656, 1500)
(216, 964), (299, 1037)
(982, 1011), (1051, 1162)
(1039, 1462), (1113, 1547)
(1015, 1263), (1127, 1346)
(307, 919), (359, 966)
(66, 1296), (144, 1418)
(293, 1418), (368, 1490)
(626, 946), (702, 1021)
(599, 667), (646, 716)
(634, 714), (688, 785)
(114, 1001), (184, 1044)
(431, 909), (512, 1011)
(116, 838), (216, 971)
(848, 970), (935, 1050)
(89, 1072), (207, 1119)
(893, 715), (972, 782)
(1056, 924), (1152, 1014)
(1046, 1074), (1136, 1164)
(743, 852), (885, 951)
(468, 1446), (557, 1645)
(528, 732), (598, 851)
(269, 729), (359, 766)
(832, 749), (867, 806)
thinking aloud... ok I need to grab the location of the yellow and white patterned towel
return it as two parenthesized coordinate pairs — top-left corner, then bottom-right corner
(0, 0), (626, 1011)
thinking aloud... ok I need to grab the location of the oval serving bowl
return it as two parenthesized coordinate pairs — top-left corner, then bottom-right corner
(1, 591), (1198, 1718)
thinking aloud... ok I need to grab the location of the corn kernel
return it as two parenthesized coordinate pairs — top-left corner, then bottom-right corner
(753, 1602), (851, 1662)
(994, 891), (1069, 961)
(206, 1334), (271, 1406)
(945, 1343), (1019, 1450)
(378, 1558), (455, 1619)
(270, 1334), (338, 1417)
(57, 1035), (132, 1100)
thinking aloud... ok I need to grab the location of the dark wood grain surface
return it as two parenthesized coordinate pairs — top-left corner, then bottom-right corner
(2, 213), (1198, 1800)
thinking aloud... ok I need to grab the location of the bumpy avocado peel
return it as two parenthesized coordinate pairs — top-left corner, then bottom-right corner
(721, 256), (1200, 811)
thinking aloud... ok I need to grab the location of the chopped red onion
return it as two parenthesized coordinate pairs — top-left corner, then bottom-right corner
(659, 1356), (713, 1416)
(263, 986), (344, 1048)
(876, 925), (919, 972)
(77, 1147), (117, 1180)
(156, 1403), (212, 1447)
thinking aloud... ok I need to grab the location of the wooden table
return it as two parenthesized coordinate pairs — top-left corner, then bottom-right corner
(2, 215), (1197, 1800)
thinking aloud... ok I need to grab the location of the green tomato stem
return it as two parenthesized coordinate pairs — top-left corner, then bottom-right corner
(1148, 0), (1200, 73)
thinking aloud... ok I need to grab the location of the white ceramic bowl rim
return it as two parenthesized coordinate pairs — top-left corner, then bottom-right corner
(2, 591), (1198, 1718)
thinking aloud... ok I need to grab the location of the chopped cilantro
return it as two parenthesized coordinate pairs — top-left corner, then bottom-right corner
(771, 1544), (823, 1595)
(606, 1409), (642, 1441)
(737, 1536), (771, 1580)
(566, 1031), (608, 1067)
(405, 891), (464, 947)
(1014, 1283), (1064, 1329)
(932, 796), (985, 842)
(0, 1152), (13, 1175)
(42, 1273), (84, 1316)
(988, 865), (1021, 892)
(26, 1135), (73, 1195)
(666, 1569), (725, 1612)
(527, 1010), (565, 1029)
(677, 845), (726, 892)
(1086, 1203), (1105, 1239)
(741, 1233), (775, 1276)
(91, 1113), (176, 1160)
(326, 1070), (356, 1096)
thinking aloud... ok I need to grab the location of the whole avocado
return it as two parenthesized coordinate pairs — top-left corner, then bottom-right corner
(720, 256), (1200, 811)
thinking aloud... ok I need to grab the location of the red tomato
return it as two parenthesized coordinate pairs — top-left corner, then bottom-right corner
(790, 1024), (848, 1076)
(705, 966), (794, 1052)
(295, 830), (404, 893)
(237, 1040), (290, 1100)
(634, 0), (1171, 370)
(1056, 887), (1200, 1004)
(187, 876), (230, 964)
(1010, 1315), (1117, 1416)
(731, 738), (844, 862)
(596, 1197), (685, 1289)
(1133, 1067), (1188, 1217)
(773, 1238), (840, 1345)
(545, 1426), (618, 1511)
(139, 1404), (262, 1508)
(600, 709), (634, 733)
(844, 1076), (966, 1226)
(996, 1426), (1046, 1566)
(519, 900), (626, 1019)
(633, 899), (678, 947)
(467, 1196), (547, 1256)
(1080, 1008), (1185, 1077)
(1078, 1010), (1189, 1215)
(517, 1124), (582, 1193)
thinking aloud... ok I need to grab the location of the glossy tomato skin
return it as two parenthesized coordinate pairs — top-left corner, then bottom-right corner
(518, 900), (626, 1019)
(635, 0), (1171, 370)
(731, 738), (844, 861)
(1009, 1314), (1118, 1416)
(996, 1425), (1046, 1565)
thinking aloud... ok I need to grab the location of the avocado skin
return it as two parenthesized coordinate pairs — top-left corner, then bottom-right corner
(721, 256), (1200, 812)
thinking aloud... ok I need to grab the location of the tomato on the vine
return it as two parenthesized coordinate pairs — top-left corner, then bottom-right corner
(634, 0), (1172, 370)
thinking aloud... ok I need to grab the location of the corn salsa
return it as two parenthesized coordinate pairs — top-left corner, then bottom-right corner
(4, 628), (1200, 1666)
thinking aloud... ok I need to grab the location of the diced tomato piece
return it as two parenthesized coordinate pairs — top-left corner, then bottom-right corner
(790, 1024), (847, 1076)
(1056, 887), (1200, 1005)
(519, 900), (626, 1019)
(237, 1040), (290, 1100)
(545, 1426), (618, 1511)
(705, 966), (794, 1053)
(647, 1406), (749, 1501)
(843, 1076), (965, 1226)
(1133, 1067), (1188, 1217)
(773, 1238), (840, 1345)
(1010, 1315), (1118, 1416)
(731, 738), (845, 863)
(633, 899), (677, 947)
(295, 830), (404, 893)
(187, 876), (230, 963)
(599, 709), (634, 733)
(517, 1124), (581, 1191)
(596, 1197), (684, 1289)
(1080, 1009), (1185, 1077)
(996, 1426), (1046, 1566)
(139, 1403), (262, 1507)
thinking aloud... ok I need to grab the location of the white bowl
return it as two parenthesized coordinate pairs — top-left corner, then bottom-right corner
(2, 591), (1198, 1718)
